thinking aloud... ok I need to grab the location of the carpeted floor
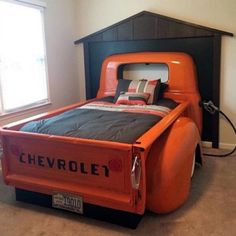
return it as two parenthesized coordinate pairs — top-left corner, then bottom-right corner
(0, 148), (235, 236)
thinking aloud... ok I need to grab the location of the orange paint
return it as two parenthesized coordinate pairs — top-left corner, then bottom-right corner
(97, 52), (202, 134)
(0, 52), (202, 215)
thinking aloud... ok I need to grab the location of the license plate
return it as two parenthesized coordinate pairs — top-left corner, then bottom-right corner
(52, 192), (83, 214)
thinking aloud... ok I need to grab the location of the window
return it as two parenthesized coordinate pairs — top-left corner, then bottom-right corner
(122, 63), (169, 82)
(0, 0), (49, 115)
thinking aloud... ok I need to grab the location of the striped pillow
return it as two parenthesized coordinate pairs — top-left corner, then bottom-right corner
(115, 92), (150, 105)
(114, 79), (161, 104)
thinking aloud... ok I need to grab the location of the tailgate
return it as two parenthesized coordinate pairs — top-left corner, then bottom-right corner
(1, 131), (146, 214)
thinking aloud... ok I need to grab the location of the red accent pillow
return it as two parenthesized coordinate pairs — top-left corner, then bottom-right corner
(115, 92), (150, 105)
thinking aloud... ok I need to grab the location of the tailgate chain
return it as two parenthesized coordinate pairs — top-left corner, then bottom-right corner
(131, 156), (141, 190)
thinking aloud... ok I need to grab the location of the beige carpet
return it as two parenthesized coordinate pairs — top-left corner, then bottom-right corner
(0, 149), (235, 236)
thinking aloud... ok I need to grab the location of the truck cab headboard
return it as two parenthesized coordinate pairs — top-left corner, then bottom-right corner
(97, 52), (202, 134)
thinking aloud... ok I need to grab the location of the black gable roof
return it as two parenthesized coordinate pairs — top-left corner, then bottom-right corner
(75, 11), (233, 44)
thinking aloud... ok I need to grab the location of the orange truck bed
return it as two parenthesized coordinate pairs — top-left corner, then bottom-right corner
(0, 52), (203, 228)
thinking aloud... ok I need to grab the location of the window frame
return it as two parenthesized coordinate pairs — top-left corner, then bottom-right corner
(0, 0), (50, 116)
(1, 0), (46, 8)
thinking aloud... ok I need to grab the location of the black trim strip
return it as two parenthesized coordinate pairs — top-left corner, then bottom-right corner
(15, 188), (143, 229)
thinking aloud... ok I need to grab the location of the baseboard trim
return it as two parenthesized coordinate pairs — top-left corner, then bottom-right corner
(202, 141), (235, 150)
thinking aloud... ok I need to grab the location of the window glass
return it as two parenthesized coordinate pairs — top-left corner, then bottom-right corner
(0, 0), (48, 113)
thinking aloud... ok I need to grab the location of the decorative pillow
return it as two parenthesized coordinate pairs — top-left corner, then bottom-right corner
(160, 82), (168, 93)
(114, 79), (161, 104)
(154, 82), (169, 102)
(115, 92), (150, 105)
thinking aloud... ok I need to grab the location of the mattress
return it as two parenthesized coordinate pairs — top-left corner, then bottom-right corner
(20, 98), (177, 144)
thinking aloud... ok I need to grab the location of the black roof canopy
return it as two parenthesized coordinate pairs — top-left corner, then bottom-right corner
(75, 11), (233, 44)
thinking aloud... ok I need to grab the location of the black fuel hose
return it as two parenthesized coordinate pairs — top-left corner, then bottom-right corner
(200, 101), (236, 157)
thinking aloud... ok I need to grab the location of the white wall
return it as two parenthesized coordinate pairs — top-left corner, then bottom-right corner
(0, 0), (79, 126)
(75, 0), (236, 146)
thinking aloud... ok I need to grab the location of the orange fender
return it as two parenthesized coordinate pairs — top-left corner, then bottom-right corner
(146, 117), (201, 213)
